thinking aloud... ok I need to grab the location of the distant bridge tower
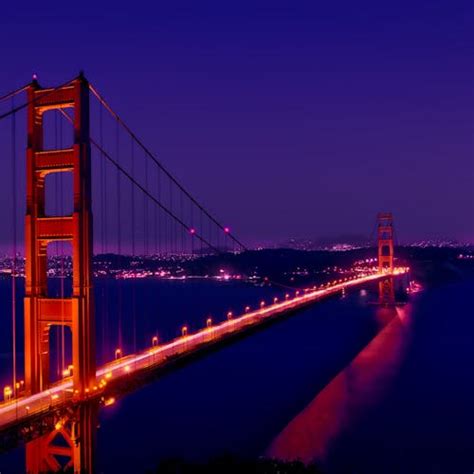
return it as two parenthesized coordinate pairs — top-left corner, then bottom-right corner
(24, 74), (95, 396)
(377, 212), (395, 305)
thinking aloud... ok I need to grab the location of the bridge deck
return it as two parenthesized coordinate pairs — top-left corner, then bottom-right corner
(0, 271), (406, 434)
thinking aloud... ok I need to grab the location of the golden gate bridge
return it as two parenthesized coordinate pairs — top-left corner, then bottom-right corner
(0, 73), (407, 472)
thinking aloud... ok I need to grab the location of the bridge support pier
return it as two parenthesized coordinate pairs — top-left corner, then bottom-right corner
(26, 402), (97, 473)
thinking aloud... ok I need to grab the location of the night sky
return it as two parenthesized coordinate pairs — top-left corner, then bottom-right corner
(1, 1), (473, 245)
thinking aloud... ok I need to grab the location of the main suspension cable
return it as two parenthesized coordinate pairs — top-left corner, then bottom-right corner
(88, 83), (247, 251)
(0, 83), (28, 103)
(58, 107), (223, 254)
(0, 77), (76, 122)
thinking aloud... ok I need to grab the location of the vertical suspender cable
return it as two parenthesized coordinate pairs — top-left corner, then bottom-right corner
(54, 112), (60, 378)
(131, 140), (136, 353)
(99, 99), (106, 362)
(154, 169), (158, 255)
(169, 179), (173, 256)
(191, 203), (194, 256)
(59, 112), (66, 374)
(144, 153), (149, 256)
(180, 192), (184, 255)
(10, 96), (17, 396)
(116, 120), (122, 350)
(200, 209), (203, 256)
(157, 167), (161, 257)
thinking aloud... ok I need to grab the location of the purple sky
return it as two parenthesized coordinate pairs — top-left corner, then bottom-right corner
(1, 1), (473, 245)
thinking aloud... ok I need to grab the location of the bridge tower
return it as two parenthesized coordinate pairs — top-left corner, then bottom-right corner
(377, 212), (395, 305)
(24, 74), (95, 396)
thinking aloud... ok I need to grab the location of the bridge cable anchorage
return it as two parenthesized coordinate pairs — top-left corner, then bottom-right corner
(0, 76), (77, 122)
(58, 108), (223, 254)
(88, 83), (247, 252)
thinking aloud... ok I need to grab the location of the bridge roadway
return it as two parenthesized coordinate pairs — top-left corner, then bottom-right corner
(0, 270), (407, 434)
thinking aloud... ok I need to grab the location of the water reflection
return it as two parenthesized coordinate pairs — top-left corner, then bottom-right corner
(25, 401), (98, 473)
(266, 304), (413, 464)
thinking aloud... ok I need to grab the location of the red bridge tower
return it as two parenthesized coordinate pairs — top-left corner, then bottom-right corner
(377, 212), (395, 304)
(24, 74), (95, 396)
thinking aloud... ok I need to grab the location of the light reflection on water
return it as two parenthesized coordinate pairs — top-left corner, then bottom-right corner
(266, 304), (413, 464)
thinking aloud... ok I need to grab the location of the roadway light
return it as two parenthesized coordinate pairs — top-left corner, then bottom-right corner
(206, 317), (212, 328)
(273, 297), (278, 304)
(115, 348), (122, 360)
(152, 336), (159, 347)
(227, 311), (233, 320)
(244, 306), (250, 313)
(260, 301), (265, 308)
(182, 325), (188, 337)
(295, 291), (299, 297)
(285, 293), (289, 300)
(3, 386), (12, 401)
